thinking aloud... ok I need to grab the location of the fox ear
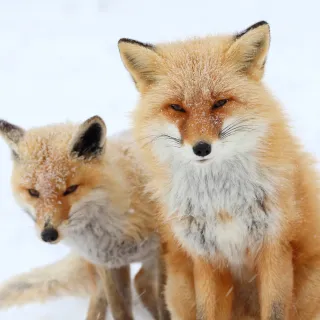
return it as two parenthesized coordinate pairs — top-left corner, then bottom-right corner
(227, 21), (270, 81)
(70, 116), (106, 159)
(0, 120), (25, 157)
(118, 38), (160, 92)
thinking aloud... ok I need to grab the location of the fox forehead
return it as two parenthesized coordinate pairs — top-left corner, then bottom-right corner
(13, 124), (78, 194)
(17, 155), (76, 193)
(18, 123), (76, 156)
(154, 36), (240, 103)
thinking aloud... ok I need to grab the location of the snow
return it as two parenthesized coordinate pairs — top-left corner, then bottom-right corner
(0, 0), (320, 319)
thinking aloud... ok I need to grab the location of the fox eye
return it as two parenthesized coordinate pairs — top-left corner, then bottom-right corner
(170, 104), (185, 112)
(28, 189), (40, 198)
(213, 99), (228, 109)
(63, 185), (79, 196)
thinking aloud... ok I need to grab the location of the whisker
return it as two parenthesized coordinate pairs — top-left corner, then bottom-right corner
(219, 116), (259, 140)
(136, 135), (159, 143)
(220, 118), (256, 135)
(220, 125), (257, 138)
(140, 134), (182, 149)
(220, 127), (256, 140)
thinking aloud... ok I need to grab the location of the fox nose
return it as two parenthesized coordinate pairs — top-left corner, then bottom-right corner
(193, 141), (211, 157)
(41, 228), (59, 243)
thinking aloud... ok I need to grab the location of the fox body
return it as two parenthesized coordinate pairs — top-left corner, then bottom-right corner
(118, 22), (320, 319)
(0, 117), (169, 320)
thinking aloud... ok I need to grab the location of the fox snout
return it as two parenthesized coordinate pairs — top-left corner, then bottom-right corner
(192, 141), (211, 157)
(40, 226), (59, 243)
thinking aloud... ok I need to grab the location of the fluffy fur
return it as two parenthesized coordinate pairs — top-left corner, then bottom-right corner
(0, 117), (170, 320)
(0, 253), (96, 307)
(118, 21), (320, 319)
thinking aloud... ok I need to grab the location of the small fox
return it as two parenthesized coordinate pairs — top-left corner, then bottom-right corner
(118, 21), (320, 319)
(0, 116), (170, 320)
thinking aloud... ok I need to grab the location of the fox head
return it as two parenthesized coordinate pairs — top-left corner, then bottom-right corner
(0, 116), (107, 244)
(118, 21), (280, 167)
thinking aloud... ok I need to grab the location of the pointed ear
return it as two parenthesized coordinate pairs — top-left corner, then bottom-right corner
(0, 120), (25, 157)
(118, 38), (161, 92)
(227, 21), (270, 81)
(70, 116), (106, 159)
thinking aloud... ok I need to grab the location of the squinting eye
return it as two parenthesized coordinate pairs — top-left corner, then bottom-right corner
(213, 99), (228, 109)
(28, 189), (40, 198)
(170, 104), (185, 112)
(63, 185), (79, 196)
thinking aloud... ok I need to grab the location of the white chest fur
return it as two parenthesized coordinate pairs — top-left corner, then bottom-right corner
(166, 155), (279, 266)
(60, 190), (159, 268)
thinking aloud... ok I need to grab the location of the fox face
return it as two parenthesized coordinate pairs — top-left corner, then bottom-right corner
(0, 116), (107, 244)
(118, 22), (275, 167)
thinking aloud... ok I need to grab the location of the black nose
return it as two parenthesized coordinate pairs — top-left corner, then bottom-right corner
(193, 141), (211, 157)
(41, 228), (59, 243)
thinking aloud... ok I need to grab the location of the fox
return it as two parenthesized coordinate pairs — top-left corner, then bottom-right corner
(117, 21), (320, 320)
(0, 116), (170, 320)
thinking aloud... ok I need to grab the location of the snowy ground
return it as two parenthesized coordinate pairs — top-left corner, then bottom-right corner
(0, 0), (320, 319)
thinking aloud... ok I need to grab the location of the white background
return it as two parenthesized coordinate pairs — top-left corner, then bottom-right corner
(0, 0), (319, 319)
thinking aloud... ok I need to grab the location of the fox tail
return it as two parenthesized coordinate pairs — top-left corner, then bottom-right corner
(0, 253), (97, 309)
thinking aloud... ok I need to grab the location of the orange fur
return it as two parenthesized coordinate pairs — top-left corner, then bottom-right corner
(164, 235), (196, 320)
(118, 22), (320, 319)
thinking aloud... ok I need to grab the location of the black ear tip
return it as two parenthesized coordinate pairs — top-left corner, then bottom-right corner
(118, 38), (154, 50)
(257, 21), (270, 32)
(86, 115), (106, 130)
(246, 21), (269, 31)
(0, 120), (6, 133)
(0, 119), (18, 133)
(118, 38), (131, 45)
(89, 115), (104, 124)
(0, 119), (7, 128)
(0, 119), (25, 145)
(255, 21), (269, 28)
(235, 21), (270, 40)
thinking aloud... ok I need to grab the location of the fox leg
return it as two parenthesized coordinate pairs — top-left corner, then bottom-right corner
(86, 285), (108, 320)
(157, 250), (171, 320)
(256, 244), (293, 320)
(292, 257), (320, 319)
(193, 257), (233, 320)
(135, 250), (170, 320)
(97, 265), (133, 320)
(135, 258), (158, 319)
(164, 246), (196, 320)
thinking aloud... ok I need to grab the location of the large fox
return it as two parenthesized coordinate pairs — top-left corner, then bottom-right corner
(118, 21), (320, 319)
(0, 116), (170, 320)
